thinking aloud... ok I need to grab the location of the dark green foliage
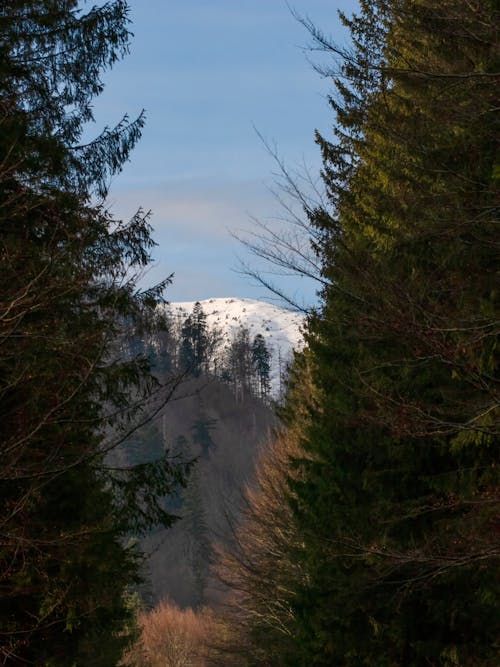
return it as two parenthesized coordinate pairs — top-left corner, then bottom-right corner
(282, 1), (500, 665)
(151, 304), (275, 403)
(0, 2), (184, 664)
(225, 326), (256, 400)
(225, 1), (499, 665)
(182, 464), (212, 607)
(252, 333), (271, 400)
(180, 301), (210, 376)
(5, 467), (141, 667)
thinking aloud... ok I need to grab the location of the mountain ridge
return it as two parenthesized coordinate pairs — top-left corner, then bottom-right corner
(165, 297), (305, 396)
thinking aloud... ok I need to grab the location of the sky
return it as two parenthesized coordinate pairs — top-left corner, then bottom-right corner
(88, 1), (358, 307)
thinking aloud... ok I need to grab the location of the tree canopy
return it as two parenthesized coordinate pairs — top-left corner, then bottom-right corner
(0, 2), (184, 664)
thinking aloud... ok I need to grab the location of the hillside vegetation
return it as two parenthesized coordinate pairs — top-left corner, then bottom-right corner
(119, 299), (300, 607)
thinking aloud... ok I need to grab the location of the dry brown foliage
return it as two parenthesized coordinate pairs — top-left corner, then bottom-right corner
(122, 600), (223, 667)
(211, 359), (316, 664)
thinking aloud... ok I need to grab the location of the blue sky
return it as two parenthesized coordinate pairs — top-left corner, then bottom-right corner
(90, 1), (357, 306)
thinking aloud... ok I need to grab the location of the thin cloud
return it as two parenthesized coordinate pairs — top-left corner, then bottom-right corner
(108, 179), (277, 241)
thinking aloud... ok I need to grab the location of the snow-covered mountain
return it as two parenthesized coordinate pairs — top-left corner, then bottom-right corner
(166, 297), (305, 396)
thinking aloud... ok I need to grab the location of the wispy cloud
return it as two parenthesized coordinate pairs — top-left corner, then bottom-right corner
(108, 178), (277, 241)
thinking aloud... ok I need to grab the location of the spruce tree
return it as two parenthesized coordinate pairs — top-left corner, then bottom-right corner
(180, 302), (210, 376)
(224, 327), (256, 400)
(182, 465), (212, 608)
(251, 333), (271, 400)
(0, 2), (184, 664)
(275, 1), (499, 664)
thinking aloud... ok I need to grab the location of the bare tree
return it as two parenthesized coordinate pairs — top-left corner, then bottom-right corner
(122, 600), (221, 667)
(212, 358), (317, 664)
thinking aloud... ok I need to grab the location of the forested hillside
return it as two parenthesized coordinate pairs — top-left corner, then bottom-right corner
(119, 299), (301, 607)
(139, 376), (276, 607)
(169, 298), (304, 398)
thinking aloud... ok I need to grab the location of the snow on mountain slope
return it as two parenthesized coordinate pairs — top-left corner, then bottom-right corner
(167, 297), (305, 396)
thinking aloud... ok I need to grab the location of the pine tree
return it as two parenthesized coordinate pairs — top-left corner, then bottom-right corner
(0, 2), (184, 664)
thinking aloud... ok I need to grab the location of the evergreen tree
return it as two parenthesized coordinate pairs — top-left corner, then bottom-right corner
(0, 2), (185, 664)
(180, 315), (197, 372)
(225, 327), (255, 401)
(251, 333), (271, 401)
(182, 465), (212, 608)
(261, 1), (499, 664)
(300, 2), (496, 665)
(154, 327), (176, 379)
(180, 302), (210, 376)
